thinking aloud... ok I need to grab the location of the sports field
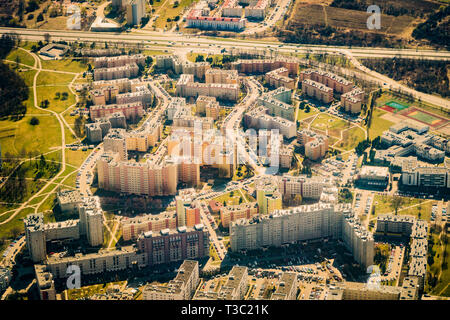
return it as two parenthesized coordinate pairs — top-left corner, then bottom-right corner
(400, 107), (448, 128)
(380, 100), (409, 113)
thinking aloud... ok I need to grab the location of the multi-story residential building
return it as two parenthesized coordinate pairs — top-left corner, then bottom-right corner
(255, 176), (282, 215)
(0, 267), (12, 293)
(176, 74), (239, 101)
(205, 69), (239, 85)
(196, 95), (220, 120)
(155, 55), (210, 80)
(271, 272), (298, 300)
(90, 102), (144, 121)
(230, 203), (374, 268)
(126, 0), (146, 25)
(220, 202), (258, 228)
(297, 129), (329, 160)
(136, 225), (209, 267)
(90, 85), (119, 105)
(186, 9), (246, 31)
(103, 129), (128, 160)
(24, 213), (47, 262)
(92, 78), (133, 93)
(341, 88), (364, 114)
(46, 245), (147, 278)
(176, 188), (200, 227)
(301, 79), (334, 104)
(44, 220), (80, 242)
(300, 69), (353, 94)
(265, 67), (296, 90)
(277, 174), (329, 200)
(258, 87), (295, 121)
(232, 58), (299, 76)
(244, 106), (296, 139)
(34, 264), (56, 300)
(167, 97), (187, 121)
(375, 214), (416, 237)
(86, 119), (112, 143)
(94, 54), (146, 69)
(142, 260), (200, 300)
(57, 189), (82, 213)
(194, 266), (248, 300)
(121, 211), (178, 241)
(94, 63), (139, 81)
(116, 87), (152, 107)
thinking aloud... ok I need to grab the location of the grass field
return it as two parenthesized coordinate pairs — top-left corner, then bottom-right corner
(427, 230), (450, 297)
(368, 108), (395, 140)
(6, 49), (35, 67)
(36, 71), (75, 86)
(337, 126), (366, 151)
(310, 113), (349, 135)
(154, 0), (198, 30)
(297, 105), (320, 121)
(371, 194), (434, 221)
(40, 59), (88, 74)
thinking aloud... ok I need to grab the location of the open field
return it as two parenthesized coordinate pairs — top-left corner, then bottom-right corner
(371, 194), (434, 221)
(310, 113), (349, 136)
(6, 49), (35, 67)
(40, 59), (87, 74)
(153, 0), (198, 30)
(368, 108), (395, 140)
(288, 4), (415, 35)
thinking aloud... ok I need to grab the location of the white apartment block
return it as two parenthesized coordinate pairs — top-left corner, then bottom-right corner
(186, 9), (246, 31)
(230, 203), (374, 268)
(94, 54), (145, 69)
(94, 63), (139, 81)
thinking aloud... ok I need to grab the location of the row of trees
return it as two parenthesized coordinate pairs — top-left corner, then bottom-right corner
(412, 6), (450, 49)
(362, 58), (449, 98)
(0, 34), (28, 119)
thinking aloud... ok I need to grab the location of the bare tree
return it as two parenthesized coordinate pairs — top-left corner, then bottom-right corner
(390, 196), (403, 215)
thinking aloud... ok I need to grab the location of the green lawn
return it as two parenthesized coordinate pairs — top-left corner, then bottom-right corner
(337, 126), (366, 151)
(427, 230), (450, 297)
(368, 108), (394, 140)
(40, 59), (87, 74)
(36, 71), (75, 86)
(36, 86), (76, 113)
(154, 0), (198, 30)
(0, 115), (62, 159)
(310, 113), (349, 132)
(5, 49), (35, 67)
(297, 106), (320, 121)
(371, 194), (434, 221)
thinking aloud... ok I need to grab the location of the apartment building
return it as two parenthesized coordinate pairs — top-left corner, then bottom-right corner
(142, 260), (200, 300)
(24, 214), (47, 262)
(121, 211), (177, 241)
(258, 87), (295, 121)
(220, 202), (258, 228)
(300, 69), (353, 94)
(297, 129), (329, 160)
(94, 63), (140, 81)
(301, 79), (334, 104)
(90, 85), (119, 105)
(186, 9), (246, 31)
(90, 102), (144, 121)
(194, 266), (248, 300)
(341, 87), (364, 114)
(155, 55), (210, 80)
(255, 176), (282, 215)
(176, 74), (239, 101)
(205, 68), (239, 85)
(136, 225), (209, 267)
(103, 129), (128, 160)
(277, 174), (328, 200)
(196, 95), (220, 120)
(232, 58), (299, 76)
(46, 245), (147, 278)
(92, 78), (133, 93)
(116, 87), (153, 107)
(375, 214), (416, 237)
(244, 106), (296, 139)
(57, 189), (82, 213)
(167, 97), (187, 121)
(34, 264), (56, 300)
(126, 0), (146, 26)
(271, 272), (298, 300)
(176, 188), (200, 227)
(94, 54), (146, 69)
(230, 203), (374, 268)
(265, 67), (296, 90)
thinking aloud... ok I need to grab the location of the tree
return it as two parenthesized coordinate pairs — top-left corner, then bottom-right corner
(390, 196), (403, 215)
(37, 13), (44, 22)
(29, 117), (39, 125)
(195, 55), (205, 62)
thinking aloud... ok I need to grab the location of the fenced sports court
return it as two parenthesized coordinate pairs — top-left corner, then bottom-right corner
(399, 107), (448, 128)
(380, 100), (409, 113)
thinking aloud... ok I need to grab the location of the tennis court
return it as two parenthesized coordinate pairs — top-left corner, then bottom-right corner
(400, 107), (448, 128)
